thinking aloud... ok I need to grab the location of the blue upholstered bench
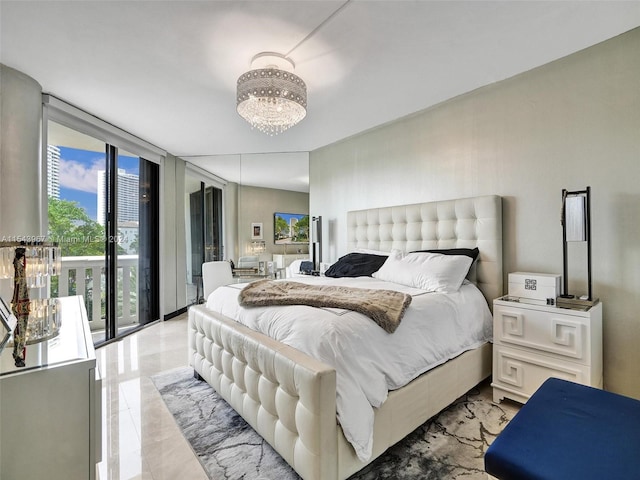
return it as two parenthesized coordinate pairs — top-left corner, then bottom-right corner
(485, 377), (640, 480)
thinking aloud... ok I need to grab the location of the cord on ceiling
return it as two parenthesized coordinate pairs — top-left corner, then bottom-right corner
(285, 0), (352, 58)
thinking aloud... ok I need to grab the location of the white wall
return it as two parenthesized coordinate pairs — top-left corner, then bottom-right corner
(310, 28), (640, 398)
(162, 154), (187, 315)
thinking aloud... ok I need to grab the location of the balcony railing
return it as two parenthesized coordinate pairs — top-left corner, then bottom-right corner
(57, 255), (138, 332)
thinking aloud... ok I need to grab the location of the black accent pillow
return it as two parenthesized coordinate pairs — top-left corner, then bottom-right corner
(299, 261), (314, 274)
(410, 247), (480, 261)
(324, 252), (388, 278)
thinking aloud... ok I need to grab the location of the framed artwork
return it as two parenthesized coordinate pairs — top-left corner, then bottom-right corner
(0, 297), (17, 353)
(251, 222), (263, 240)
(274, 212), (309, 244)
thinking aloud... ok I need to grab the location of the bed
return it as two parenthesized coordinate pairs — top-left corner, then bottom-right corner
(188, 194), (502, 480)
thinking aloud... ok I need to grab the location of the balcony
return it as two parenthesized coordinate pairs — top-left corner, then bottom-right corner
(57, 255), (138, 341)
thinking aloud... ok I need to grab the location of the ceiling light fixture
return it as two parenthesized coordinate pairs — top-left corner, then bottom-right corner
(236, 52), (307, 136)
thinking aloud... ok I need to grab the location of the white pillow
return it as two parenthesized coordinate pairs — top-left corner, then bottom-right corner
(372, 250), (472, 293)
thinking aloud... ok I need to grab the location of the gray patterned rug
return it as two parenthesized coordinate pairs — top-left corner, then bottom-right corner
(152, 367), (519, 480)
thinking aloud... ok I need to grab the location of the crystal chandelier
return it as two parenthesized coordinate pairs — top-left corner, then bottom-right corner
(236, 52), (307, 136)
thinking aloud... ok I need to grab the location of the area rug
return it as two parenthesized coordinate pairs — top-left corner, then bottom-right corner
(152, 367), (518, 480)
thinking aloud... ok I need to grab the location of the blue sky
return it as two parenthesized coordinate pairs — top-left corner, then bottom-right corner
(274, 212), (308, 223)
(56, 146), (138, 221)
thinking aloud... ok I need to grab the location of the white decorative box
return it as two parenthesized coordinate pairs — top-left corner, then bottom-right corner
(508, 272), (561, 304)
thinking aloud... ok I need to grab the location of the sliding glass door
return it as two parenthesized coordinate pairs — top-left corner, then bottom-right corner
(136, 157), (160, 330)
(47, 120), (159, 344)
(185, 170), (224, 305)
(47, 121), (107, 342)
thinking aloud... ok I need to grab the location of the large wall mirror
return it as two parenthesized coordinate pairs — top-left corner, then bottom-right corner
(183, 159), (237, 305)
(237, 153), (310, 277)
(183, 152), (309, 302)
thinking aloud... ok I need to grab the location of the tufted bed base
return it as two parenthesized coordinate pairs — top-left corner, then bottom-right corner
(188, 195), (502, 479)
(188, 306), (492, 480)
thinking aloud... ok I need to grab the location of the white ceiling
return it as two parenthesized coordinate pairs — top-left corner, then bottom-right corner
(1, 1), (639, 191)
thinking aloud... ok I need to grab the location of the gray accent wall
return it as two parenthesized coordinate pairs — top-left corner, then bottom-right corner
(310, 28), (640, 398)
(237, 185), (309, 262)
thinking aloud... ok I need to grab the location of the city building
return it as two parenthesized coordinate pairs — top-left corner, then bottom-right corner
(46, 144), (60, 199)
(96, 168), (139, 226)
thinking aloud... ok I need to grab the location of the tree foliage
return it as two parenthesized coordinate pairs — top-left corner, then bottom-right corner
(274, 216), (290, 240)
(293, 215), (309, 242)
(48, 197), (106, 256)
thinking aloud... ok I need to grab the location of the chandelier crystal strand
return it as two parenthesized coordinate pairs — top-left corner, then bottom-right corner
(0, 241), (62, 348)
(237, 66), (307, 135)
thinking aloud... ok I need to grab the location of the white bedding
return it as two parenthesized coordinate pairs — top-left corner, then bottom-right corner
(206, 276), (492, 462)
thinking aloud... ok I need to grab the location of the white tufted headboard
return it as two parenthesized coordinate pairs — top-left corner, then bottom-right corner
(347, 195), (503, 304)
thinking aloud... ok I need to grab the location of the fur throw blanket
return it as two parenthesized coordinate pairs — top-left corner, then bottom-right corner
(238, 280), (412, 333)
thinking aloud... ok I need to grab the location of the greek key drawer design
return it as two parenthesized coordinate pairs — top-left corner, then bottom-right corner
(493, 345), (589, 403)
(494, 305), (588, 363)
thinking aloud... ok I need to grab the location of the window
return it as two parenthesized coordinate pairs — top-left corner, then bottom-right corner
(44, 96), (163, 344)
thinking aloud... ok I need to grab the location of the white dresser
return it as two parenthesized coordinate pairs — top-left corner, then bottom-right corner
(0, 295), (101, 480)
(492, 296), (603, 404)
(272, 253), (309, 269)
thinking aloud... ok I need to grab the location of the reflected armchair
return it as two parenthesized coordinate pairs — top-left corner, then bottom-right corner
(237, 256), (259, 270)
(202, 261), (234, 301)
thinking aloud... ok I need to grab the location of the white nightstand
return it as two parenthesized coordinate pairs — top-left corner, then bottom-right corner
(491, 295), (603, 404)
(272, 253), (309, 269)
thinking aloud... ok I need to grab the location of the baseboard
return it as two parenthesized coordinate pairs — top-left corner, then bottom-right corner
(164, 306), (188, 320)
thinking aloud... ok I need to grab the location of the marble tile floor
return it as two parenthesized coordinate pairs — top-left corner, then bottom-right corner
(95, 312), (518, 480)
(96, 311), (209, 480)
